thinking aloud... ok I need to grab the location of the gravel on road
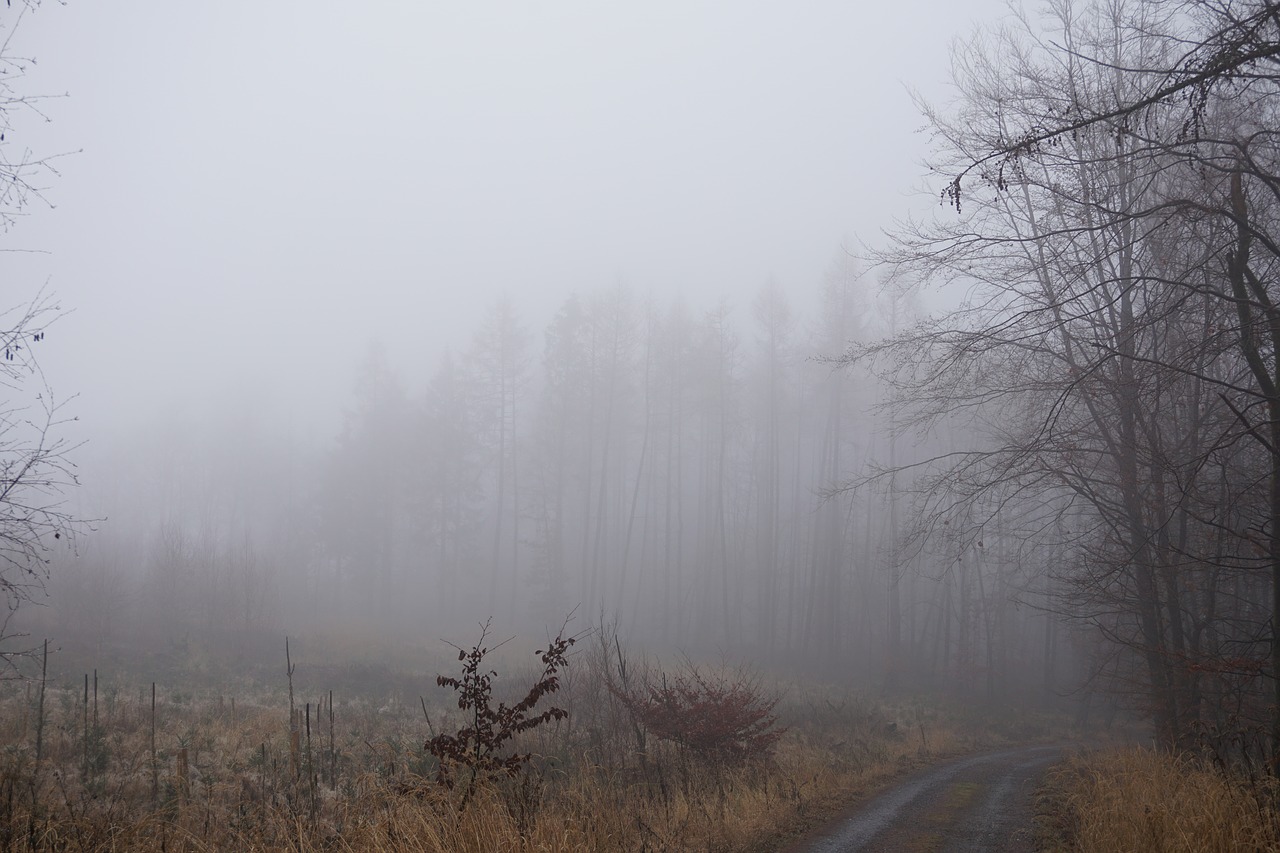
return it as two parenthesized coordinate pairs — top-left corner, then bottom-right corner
(783, 744), (1065, 853)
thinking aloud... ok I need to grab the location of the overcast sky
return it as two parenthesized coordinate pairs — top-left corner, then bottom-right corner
(7, 1), (1009, 446)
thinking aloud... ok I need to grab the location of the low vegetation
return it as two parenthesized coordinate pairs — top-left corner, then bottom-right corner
(0, 624), (1050, 852)
(424, 621), (573, 806)
(1037, 748), (1280, 852)
(614, 664), (784, 766)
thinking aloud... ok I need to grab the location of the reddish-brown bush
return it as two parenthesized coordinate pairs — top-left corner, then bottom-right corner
(618, 667), (784, 765)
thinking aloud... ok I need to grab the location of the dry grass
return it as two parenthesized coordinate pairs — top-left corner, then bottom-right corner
(1039, 747), (1280, 853)
(0, 649), (1046, 852)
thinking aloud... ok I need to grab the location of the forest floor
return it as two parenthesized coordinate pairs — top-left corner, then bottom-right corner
(0, 628), (1080, 851)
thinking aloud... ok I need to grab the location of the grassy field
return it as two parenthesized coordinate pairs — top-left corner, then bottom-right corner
(0, 627), (1059, 851)
(1036, 747), (1280, 852)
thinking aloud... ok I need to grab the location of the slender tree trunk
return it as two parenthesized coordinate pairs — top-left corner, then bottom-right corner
(511, 370), (520, 601)
(618, 328), (653, 610)
(1271, 410), (1280, 768)
(887, 297), (902, 688)
(490, 356), (507, 616)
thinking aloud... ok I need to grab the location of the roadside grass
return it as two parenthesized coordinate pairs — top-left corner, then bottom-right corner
(1036, 747), (1280, 852)
(0, 635), (1061, 852)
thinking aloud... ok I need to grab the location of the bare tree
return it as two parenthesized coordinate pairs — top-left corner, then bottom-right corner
(0, 3), (79, 676)
(944, 0), (1280, 211)
(0, 2), (71, 235)
(857, 0), (1274, 748)
(0, 291), (79, 675)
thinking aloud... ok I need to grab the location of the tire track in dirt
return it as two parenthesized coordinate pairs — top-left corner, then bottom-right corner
(785, 744), (1064, 852)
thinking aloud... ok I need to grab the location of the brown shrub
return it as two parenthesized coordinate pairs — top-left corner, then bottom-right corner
(616, 665), (784, 765)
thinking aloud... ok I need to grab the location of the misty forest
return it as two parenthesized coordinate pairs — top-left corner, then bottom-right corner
(4, 0), (1280, 850)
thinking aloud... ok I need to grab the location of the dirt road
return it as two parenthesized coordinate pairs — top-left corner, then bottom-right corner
(786, 745), (1064, 853)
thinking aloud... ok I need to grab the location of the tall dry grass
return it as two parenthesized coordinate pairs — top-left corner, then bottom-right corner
(0, 635), (1052, 852)
(1041, 747), (1280, 853)
(0, 691), (990, 851)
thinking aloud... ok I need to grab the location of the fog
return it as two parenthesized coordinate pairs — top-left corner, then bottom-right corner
(7, 0), (1096, 708)
(8, 8), (1280, 850)
(12, 2), (1007, 431)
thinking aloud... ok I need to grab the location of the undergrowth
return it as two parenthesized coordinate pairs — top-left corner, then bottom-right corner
(0, 624), (1036, 852)
(1036, 747), (1280, 852)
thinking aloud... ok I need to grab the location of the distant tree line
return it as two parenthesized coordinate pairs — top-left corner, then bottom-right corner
(40, 267), (1077, 707)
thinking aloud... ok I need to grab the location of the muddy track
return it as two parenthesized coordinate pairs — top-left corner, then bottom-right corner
(784, 744), (1065, 852)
